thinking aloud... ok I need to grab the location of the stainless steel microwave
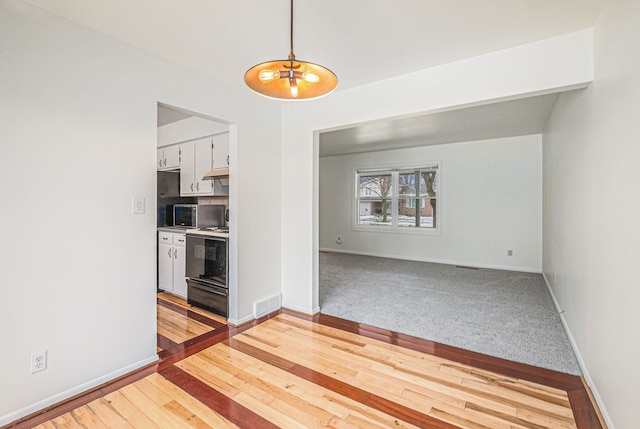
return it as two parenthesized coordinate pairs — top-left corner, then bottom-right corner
(173, 204), (197, 227)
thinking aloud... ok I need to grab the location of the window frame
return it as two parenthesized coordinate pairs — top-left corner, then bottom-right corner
(353, 162), (442, 235)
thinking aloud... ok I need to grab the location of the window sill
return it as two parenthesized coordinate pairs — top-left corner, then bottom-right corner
(352, 225), (441, 236)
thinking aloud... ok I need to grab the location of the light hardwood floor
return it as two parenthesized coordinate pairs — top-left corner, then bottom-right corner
(6, 293), (604, 429)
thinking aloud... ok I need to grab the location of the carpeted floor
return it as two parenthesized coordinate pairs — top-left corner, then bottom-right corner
(319, 251), (581, 375)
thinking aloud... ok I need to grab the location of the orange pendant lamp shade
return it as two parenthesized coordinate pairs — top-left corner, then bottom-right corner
(244, 0), (337, 100)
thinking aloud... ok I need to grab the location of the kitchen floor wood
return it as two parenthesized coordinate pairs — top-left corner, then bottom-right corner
(6, 294), (604, 429)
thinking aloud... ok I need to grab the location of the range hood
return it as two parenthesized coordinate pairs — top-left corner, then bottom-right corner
(202, 168), (229, 186)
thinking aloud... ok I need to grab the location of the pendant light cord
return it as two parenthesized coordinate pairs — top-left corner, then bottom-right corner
(289, 0), (295, 60)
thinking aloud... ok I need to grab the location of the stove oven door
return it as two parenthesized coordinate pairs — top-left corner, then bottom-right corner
(186, 234), (227, 288)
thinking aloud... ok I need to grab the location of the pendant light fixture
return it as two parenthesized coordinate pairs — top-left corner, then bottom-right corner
(244, 0), (338, 100)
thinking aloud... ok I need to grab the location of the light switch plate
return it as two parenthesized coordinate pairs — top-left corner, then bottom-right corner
(132, 197), (145, 214)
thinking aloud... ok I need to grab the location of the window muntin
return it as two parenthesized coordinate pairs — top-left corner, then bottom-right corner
(356, 166), (438, 230)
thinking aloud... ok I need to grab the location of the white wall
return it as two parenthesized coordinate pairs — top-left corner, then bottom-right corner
(281, 29), (593, 315)
(542, 2), (640, 428)
(320, 135), (542, 271)
(0, 0), (281, 424)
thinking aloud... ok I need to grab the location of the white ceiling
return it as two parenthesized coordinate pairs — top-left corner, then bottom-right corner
(26, 0), (603, 153)
(24, 0), (603, 92)
(157, 105), (192, 127)
(319, 93), (561, 157)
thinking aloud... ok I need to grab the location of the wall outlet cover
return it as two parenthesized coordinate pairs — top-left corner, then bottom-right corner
(132, 197), (145, 214)
(30, 350), (47, 374)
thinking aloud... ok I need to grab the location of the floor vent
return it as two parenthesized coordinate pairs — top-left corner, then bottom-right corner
(254, 294), (282, 319)
(254, 301), (269, 319)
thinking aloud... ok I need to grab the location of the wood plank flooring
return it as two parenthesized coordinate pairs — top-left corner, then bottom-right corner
(5, 294), (604, 429)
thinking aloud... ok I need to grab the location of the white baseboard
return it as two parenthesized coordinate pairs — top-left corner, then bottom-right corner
(281, 302), (320, 316)
(319, 248), (541, 273)
(541, 273), (614, 429)
(0, 355), (158, 427)
(227, 313), (255, 327)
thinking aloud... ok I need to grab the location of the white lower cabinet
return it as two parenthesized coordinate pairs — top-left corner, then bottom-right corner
(172, 243), (187, 297)
(158, 231), (187, 298)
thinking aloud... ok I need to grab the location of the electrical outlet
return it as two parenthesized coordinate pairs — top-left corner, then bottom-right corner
(507, 249), (513, 256)
(30, 350), (47, 374)
(336, 236), (343, 245)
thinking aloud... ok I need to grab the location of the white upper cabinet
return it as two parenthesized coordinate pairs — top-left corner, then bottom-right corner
(212, 132), (229, 170)
(157, 144), (180, 171)
(179, 139), (196, 195)
(194, 137), (214, 194)
(156, 115), (229, 195)
(180, 137), (215, 196)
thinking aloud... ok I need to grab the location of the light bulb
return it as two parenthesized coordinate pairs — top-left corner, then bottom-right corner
(259, 69), (280, 83)
(303, 72), (320, 83)
(289, 78), (299, 98)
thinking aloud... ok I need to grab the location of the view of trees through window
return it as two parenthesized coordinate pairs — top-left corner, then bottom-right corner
(357, 165), (438, 229)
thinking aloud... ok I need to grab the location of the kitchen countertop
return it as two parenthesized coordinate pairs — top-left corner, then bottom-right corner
(186, 228), (229, 239)
(157, 226), (190, 233)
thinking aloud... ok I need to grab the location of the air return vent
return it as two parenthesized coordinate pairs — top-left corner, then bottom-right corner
(254, 294), (282, 318)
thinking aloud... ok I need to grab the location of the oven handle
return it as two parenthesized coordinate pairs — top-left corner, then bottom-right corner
(206, 288), (227, 297)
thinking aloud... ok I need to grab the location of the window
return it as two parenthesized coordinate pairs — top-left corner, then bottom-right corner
(356, 164), (438, 229)
(357, 172), (393, 226)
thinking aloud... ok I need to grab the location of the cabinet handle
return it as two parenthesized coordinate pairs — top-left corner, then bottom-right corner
(190, 183), (194, 191)
(168, 249), (172, 258)
(196, 182), (199, 191)
(227, 155), (229, 165)
(159, 159), (162, 168)
(163, 158), (167, 167)
(174, 249), (177, 258)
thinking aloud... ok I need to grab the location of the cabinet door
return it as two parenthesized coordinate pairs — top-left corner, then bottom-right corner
(158, 242), (174, 292)
(172, 245), (187, 298)
(179, 141), (195, 195)
(212, 132), (229, 170)
(163, 145), (180, 170)
(194, 137), (213, 195)
(157, 149), (164, 170)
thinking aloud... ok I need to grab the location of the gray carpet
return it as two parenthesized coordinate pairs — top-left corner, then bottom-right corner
(319, 252), (581, 375)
